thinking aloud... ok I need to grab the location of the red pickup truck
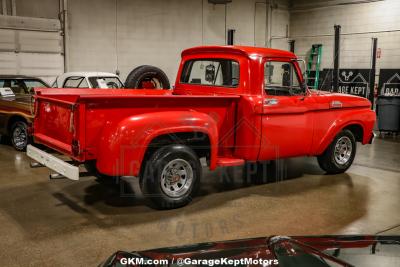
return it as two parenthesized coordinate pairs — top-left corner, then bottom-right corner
(27, 46), (375, 209)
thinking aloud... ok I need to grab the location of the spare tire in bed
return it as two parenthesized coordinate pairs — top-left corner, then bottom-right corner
(125, 65), (170, 89)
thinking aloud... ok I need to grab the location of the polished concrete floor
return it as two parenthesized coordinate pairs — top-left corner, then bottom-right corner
(0, 137), (399, 266)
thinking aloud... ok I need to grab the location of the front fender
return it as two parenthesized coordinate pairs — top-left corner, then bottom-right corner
(315, 109), (376, 155)
(96, 111), (219, 177)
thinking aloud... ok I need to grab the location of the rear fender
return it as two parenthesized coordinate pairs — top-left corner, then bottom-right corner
(96, 111), (218, 176)
(315, 109), (375, 155)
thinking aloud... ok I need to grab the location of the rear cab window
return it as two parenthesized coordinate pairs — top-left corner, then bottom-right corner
(180, 59), (239, 88)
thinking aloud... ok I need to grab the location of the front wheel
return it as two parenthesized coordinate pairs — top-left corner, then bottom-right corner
(140, 145), (201, 209)
(317, 129), (356, 174)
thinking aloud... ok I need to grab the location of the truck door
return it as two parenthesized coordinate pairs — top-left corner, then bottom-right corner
(258, 59), (314, 160)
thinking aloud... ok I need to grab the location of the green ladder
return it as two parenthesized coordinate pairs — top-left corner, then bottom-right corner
(306, 44), (323, 89)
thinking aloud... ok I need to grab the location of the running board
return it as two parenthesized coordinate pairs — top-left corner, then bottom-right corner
(216, 157), (245, 167)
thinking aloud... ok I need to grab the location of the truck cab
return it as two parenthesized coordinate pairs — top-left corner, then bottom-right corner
(27, 46), (376, 209)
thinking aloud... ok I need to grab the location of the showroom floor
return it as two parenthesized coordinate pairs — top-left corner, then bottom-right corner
(0, 137), (399, 266)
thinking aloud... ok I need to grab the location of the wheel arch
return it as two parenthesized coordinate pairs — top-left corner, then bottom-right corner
(96, 111), (218, 177)
(316, 120), (366, 155)
(7, 115), (29, 135)
(343, 124), (364, 142)
(140, 131), (211, 176)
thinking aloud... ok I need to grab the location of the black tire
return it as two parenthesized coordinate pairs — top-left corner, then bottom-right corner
(84, 161), (120, 184)
(125, 65), (170, 89)
(10, 121), (29, 151)
(317, 129), (357, 174)
(140, 145), (201, 209)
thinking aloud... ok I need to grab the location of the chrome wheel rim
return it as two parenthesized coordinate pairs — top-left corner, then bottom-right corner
(139, 77), (162, 89)
(13, 126), (27, 149)
(334, 136), (352, 165)
(161, 159), (193, 198)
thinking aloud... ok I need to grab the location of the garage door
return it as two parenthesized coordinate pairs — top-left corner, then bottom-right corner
(0, 17), (64, 85)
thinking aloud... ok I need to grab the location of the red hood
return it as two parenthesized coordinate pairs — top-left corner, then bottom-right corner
(309, 89), (371, 109)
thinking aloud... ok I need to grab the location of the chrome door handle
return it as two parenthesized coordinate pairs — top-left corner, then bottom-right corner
(264, 99), (279, 106)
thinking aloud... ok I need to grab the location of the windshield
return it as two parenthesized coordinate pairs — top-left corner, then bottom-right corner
(88, 77), (124, 89)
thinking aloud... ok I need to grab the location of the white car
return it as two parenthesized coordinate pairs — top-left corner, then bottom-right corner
(52, 72), (124, 89)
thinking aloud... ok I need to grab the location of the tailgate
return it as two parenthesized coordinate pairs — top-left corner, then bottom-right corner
(33, 93), (84, 160)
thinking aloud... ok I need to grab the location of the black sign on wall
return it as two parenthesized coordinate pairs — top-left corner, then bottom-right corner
(337, 69), (370, 98)
(378, 69), (400, 96)
(318, 68), (372, 99)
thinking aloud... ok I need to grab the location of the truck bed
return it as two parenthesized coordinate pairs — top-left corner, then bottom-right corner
(33, 89), (240, 164)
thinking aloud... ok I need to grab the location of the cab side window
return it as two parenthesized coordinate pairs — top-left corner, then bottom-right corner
(23, 80), (48, 93)
(264, 61), (302, 96)
(181, 59), (239, 87)
(9, 80), (28, 94)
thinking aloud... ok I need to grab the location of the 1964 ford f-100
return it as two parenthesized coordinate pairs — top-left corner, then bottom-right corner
(27, 46), (375, 209)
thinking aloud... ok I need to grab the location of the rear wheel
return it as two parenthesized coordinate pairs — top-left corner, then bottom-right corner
(11, 121), (29, 151)
(140, 145), (201, 209)
(317, 129), (356, 174)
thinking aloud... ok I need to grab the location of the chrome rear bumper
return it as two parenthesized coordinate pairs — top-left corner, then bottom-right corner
(368, 132), (376, 144)
(27, 145), (79, 181)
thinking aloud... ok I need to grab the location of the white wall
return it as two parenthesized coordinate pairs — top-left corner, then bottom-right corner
(67, 0), (118, 75)
(66, 0), (291, 84)
(270, 0), (290, 50)
(290, 0), (400, 73)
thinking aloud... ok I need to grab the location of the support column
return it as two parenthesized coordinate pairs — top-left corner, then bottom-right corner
(333, 25), (341, 92)
(370, 37), (378, 107)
